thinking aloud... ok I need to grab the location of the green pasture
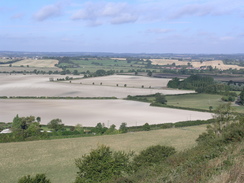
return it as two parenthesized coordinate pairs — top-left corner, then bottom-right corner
(166, 93), (223, 111)
(166, 93), (244, 113)
(0, 125), (207, 183)
(60, 59), (155, 73)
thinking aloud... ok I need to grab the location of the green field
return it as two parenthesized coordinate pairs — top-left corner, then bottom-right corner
(0, 125), (207, 183)
(166, 93), (244, 113)
(60, 58), (158, 73)
(166, 93), (223, 110)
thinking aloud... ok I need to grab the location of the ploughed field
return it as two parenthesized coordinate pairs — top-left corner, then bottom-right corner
(0, 74), (213, 126)
(0, 99), (212, 126)
(0, 74), (194, 98)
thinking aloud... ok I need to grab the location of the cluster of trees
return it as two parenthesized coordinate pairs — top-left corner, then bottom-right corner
(11, 115), (43, 140)
(167, 75), (230, 94)
(221, 91), (238, 102)
(92, 122), (128, 135)
(83, 69), (115, 78)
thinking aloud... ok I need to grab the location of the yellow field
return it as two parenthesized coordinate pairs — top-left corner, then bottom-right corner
(151, 59), (244, 70)
(2, 59), (59, 68)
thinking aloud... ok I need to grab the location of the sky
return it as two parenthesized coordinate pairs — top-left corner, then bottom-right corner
(0, 0), (244, 54)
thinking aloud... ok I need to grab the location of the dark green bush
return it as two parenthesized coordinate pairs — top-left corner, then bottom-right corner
(18, 174), (51, 183)
(133, 145), (176, 169)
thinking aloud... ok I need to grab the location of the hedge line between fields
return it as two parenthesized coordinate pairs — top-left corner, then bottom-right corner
(150, 102), (212, 113)
(127, 119), (215, 132)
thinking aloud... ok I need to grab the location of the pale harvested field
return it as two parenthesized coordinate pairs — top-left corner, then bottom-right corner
(151, 59), (244, 70)
(0, 125), (207, 183)
(0, 74), (195, 98)
(69, 75), (170, 88)
(0, 58), (12, 62)
(0, 99), (212, 126)
(1, 59), (59, 67)
(111, 57), (127, 60)
(0, 66), (61, 72)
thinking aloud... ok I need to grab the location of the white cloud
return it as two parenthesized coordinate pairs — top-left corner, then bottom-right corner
(147, 28), (173, 34)
(168, 0), (241, 19)
(71, 2), (137, 25)
(169, 4), (214, 19)
(111, 13), (138, 24)
(220, 36), (235, 41)
(11, 13), (24, 19)
(33, 3), (63, 21)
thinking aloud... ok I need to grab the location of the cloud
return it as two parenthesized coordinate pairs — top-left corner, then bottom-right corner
(111, 13), (138, 24)
(147, 28), (173, 34)
(220, 36), (235, 41)
(33, 3), (63, 21)
(169, 4), (215, 19)
(168, 0), (240, 19)
(11, 13), (24, 19)
(71, 2), (137, 25)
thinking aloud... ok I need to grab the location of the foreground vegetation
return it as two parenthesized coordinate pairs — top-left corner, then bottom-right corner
(0, 125), (207, 183)
(12, 103), (244, 183)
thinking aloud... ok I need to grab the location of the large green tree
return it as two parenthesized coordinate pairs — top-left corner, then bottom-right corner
(119, 123), (128, 133)
(155, 93), (167, 104)
(11, 115), (41, 138)
(47, 118), (64, 132)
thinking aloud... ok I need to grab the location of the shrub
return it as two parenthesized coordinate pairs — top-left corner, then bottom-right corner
(74, 145), (133, 183)
(133, 145), (176, 169)
(18, 174), (51, 183)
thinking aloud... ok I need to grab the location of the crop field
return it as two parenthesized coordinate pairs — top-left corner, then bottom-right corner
(1, 59), (59, 68)
(151, 59), (244, 70)
(0, 66), (61, 72)
(0, 58), (12, 62)
(67, 75), (170, 88)
(0, 99), (212, 126)
(0, 74), (195, 98)
(0, 125), (208, 183)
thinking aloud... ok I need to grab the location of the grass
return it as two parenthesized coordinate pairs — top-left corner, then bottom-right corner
(61, 59), (158, 73)
(166, 93), (224, 111)
(0, 125), (207, 183)
(166, 93), (244, 113)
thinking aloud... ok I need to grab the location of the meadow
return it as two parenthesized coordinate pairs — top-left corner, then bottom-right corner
(166, 93), (244, 113)
(0, 125), (207, 183)
(59, 58), (149, 73)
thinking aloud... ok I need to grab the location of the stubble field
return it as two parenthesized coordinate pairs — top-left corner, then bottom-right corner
(0, 74), (194, 98)
(1, 59), (59, 67)
(151, 59), (244, 70)
(0, 74), (212, 126)
(0, 99), (212, 126)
